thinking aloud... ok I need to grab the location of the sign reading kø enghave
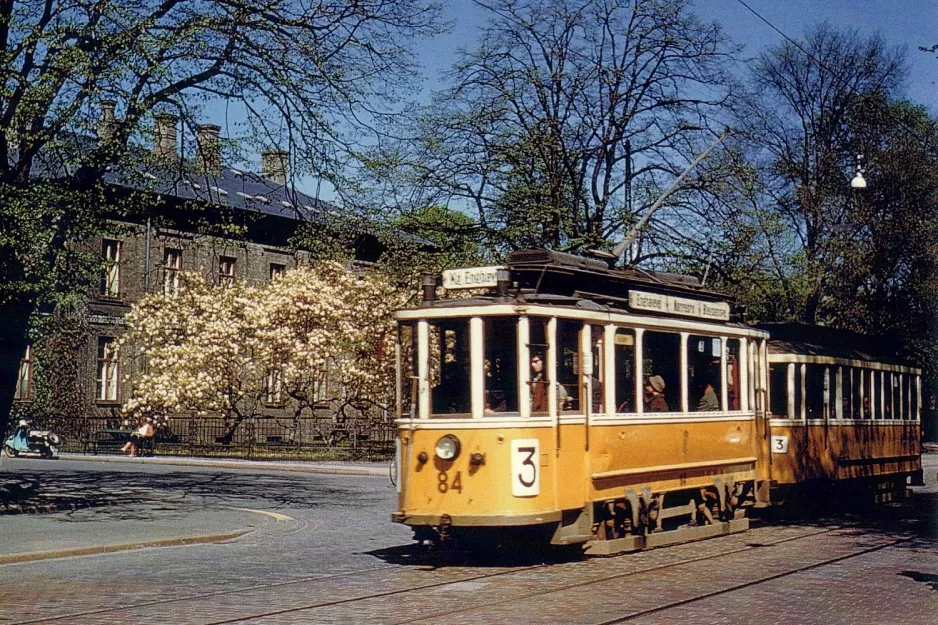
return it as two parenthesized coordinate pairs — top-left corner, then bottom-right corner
(628, 290), (730, 321)
(442, 265), (505, 290)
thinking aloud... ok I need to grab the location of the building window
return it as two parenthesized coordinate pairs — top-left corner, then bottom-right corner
(265, 369), (283, 405)
(96, 337), (119, 402)
(219, 256), (236, 286)
(13, 345), (32, 401)
(269, 263), (286, 281)
(101, 239), (122, 297)
(163, 248), (182, 295)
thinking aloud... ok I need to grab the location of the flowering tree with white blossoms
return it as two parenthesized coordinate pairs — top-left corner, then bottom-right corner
(120, 273), (268, 442)
(120, 263), (405, 445)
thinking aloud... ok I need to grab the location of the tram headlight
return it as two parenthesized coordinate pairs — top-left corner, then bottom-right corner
(434, 435), (461, 461)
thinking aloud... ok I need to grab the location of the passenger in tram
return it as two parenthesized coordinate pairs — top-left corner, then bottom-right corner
(591, 375), (604, 412)
(645, 375), (669, 412)
(531, 352), (548, 412)
(530, 351), (568, 412)
(697, 382), (720, 411)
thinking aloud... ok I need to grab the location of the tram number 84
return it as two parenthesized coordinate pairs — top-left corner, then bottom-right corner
(437, 470), (462, 493)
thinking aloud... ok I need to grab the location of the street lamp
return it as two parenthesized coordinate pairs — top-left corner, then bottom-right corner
(851, 154), (867, 189)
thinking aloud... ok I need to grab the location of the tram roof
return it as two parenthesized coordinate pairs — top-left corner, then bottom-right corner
(419, 248), (746, 323)
(760, 322), (909, 366)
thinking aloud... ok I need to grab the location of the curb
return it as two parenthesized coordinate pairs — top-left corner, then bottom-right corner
(59, 453), (388, 477)
(0, 529), (253, 566)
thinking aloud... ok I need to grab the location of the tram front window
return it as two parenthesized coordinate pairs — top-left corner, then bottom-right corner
(483, 317), (518, 414)
(558, 320), (581, 413)
(398, 323), (417, 419)
(529, 319), (550, 416)
(429, 319), (471, 416)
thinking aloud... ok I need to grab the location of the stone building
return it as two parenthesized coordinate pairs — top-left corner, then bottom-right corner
(11, 109), (404, 443)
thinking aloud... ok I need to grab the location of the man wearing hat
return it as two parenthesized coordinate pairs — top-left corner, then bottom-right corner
(645, 375), (669, 412)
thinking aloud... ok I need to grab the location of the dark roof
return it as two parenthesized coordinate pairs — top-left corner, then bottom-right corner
(27, 133), (434, 246)
(104, 162), (336, 223)
(759, 322), (908, 366)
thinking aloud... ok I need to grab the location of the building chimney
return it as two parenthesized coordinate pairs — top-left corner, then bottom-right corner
(153, 113), (178, 160)
(195, 124), (221, 175)
(97, 100), (117, 141)
(261, 149), (288, 185)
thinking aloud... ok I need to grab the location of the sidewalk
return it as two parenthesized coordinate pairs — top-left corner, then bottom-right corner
(0, 507), (257, 565)
(58, 451), (389, 477)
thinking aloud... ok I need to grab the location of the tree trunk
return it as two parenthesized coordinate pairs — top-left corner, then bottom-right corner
(0, 301), (33, 438)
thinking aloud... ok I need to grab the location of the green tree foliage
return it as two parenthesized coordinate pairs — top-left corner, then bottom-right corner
(378, 205), (489, 291)
(690, 25), (937, 411)
(733, 24), (906, 324)
(0, 0), (445, 435)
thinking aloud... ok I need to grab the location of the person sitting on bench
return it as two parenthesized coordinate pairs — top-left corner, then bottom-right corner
(122, 417), (154, 457)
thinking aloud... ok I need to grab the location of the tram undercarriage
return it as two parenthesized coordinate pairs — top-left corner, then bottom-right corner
(404, 478), (760, 557)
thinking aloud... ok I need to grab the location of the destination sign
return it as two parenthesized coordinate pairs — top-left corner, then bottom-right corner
(628, 290), (730, 321)
(442, 265), (506, 290)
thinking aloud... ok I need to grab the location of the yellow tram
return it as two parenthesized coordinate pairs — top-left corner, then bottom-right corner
(391, 250), (922, 554)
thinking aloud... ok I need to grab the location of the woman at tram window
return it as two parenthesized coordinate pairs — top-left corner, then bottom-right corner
(645, 375), (669, 412)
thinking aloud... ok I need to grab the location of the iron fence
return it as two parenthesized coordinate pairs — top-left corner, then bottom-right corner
(43, 415), (397, 461)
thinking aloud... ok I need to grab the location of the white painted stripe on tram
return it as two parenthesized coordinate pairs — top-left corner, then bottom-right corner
(767, 354), (921, 374)
(395, 412), (756, 429)
(395, 303), (769, 339)
(769, 418), (920, 427)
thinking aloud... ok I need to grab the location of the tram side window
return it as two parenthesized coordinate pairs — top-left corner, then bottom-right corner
(883, 372), (894, 419)
(557, 320), (581, 413)
(588, 325), (604, 413)
(902, 374), (911, 420)
(398, 323), (417, 419)
(429, 319), (471, 416)
(614, 329), (636, 413)
(688, 335), (721, 412)
(861, 369), (873, 419)
(851, 367), (861, 419)
(726, 339), (740, 410)
(871, 371), (883, 419)
(643, 331), (680, 412)
(911, 375), (919, 420)
(804, 364), (826, 420)
(769, 364), (788, 417)
(483, 317), (519, 415)
(794, 365), (803, 419)
(529, 318), (550, 416)
(841, 366), (853, 419)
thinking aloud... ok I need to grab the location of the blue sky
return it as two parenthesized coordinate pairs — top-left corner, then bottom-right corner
(415, 0), (938, 110)
(208, 0), (936, 202)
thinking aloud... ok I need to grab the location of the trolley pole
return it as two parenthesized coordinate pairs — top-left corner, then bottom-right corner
(612, 127), (731, 263)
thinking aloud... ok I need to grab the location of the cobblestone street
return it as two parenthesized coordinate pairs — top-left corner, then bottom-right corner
(0, 454), (935, 624)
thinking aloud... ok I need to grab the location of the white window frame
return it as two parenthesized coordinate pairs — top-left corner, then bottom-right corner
(163, 248), (182, 295)
(219, 256), (236, 286)
(102, 239), (122, 297)
(13, 345), (32, 400)
(96, 337), (119, 402)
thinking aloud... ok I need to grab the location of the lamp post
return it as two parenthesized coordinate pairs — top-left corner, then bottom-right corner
(851, 154), (867, 189)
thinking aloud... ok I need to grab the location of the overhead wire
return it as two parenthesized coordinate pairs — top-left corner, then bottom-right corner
(733, 0), (933, 148)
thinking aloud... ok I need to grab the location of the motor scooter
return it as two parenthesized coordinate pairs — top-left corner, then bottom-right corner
(3, 420), (61, 459)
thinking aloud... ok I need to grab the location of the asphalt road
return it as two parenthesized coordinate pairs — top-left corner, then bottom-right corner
(0, 455), (934, 624)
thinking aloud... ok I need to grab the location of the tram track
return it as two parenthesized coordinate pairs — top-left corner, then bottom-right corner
(391, 525), (840, 625)
(10, 524), (900, 625)
(596, 535), (915, 624)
